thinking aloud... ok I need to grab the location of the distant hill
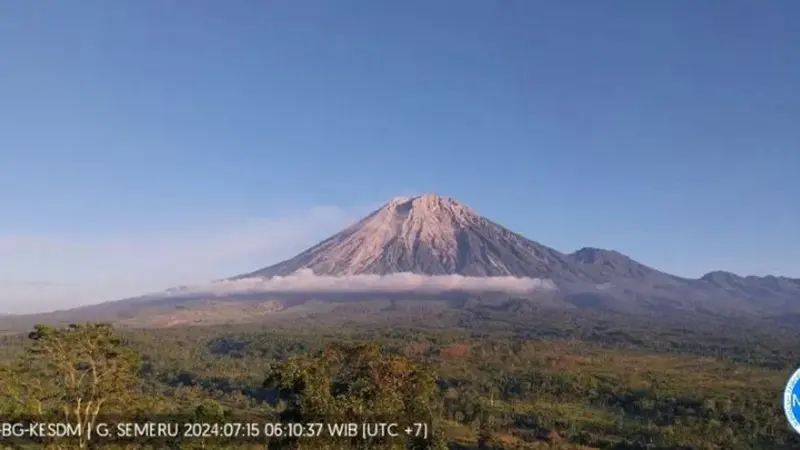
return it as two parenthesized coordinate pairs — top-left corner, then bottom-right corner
(1, 193), (798, 329)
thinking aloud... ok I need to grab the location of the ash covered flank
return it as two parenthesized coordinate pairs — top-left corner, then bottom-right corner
(237, 194), (578, 280)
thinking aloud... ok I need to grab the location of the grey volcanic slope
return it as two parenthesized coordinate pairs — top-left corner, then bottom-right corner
(699, 271), (800, 311)
(564, 247), (800, 315)
(568, 247), (681, 282)
(237, 194), (588, 281)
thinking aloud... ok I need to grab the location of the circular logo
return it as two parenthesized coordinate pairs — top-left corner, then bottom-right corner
(784, 367), (800, 434)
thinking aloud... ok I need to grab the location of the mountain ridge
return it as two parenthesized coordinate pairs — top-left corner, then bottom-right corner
(1, 193), (797, 328)
(239, 195), (797, 283)
(228, 194), (798, 317)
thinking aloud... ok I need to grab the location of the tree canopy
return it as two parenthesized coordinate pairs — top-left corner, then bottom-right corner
(265, 342), (447, 449)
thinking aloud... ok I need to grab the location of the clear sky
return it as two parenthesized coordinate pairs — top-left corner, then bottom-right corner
(1, 1), (798, 313)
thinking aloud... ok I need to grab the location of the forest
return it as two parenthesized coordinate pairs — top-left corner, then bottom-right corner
(1, 305), (799, 449)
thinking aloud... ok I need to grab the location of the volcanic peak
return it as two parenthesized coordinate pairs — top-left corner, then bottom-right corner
(569, 247), (628, 264)
(239, 193), (570, 278)
(346, 193), (480, 270)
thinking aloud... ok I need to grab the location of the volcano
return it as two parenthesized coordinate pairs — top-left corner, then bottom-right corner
(226, 193), (799, 317)
(237, 194), (584, 280)
(2, 193), (798, 330)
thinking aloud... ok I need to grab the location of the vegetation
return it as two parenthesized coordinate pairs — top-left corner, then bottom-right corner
(1, 307), (799, 449)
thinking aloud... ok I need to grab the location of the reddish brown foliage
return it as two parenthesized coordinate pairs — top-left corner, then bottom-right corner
(439, 343), (470, 359)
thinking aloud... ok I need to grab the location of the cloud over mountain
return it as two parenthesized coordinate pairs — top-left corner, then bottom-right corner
(150, 269), (557, 299)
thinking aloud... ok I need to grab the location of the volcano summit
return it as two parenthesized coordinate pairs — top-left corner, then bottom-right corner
(238, 194), (578, 279)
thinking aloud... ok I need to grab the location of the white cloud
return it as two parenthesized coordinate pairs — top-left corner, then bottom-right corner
(148, 269), (558, 299)
(0, 205), (365, 314)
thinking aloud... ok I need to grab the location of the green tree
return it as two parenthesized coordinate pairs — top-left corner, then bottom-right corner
(265, 342), (447, 450)
(0, 323), (143, 448)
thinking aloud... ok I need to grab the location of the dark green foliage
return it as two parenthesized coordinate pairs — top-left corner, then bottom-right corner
(1, 311), (799, 449)
(264, 342), (447, 449)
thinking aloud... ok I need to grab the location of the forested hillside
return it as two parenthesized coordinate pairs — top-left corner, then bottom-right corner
(1, 311), (799, 449)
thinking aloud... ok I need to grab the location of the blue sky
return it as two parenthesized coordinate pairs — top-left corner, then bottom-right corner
(1, 1), (798, 313)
